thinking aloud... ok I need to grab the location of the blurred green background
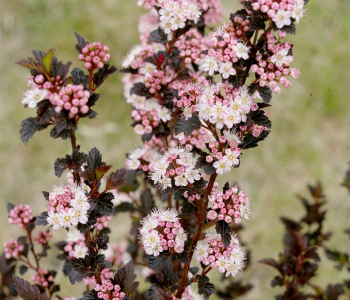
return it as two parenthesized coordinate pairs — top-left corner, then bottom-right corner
(1, 0), (349, 299)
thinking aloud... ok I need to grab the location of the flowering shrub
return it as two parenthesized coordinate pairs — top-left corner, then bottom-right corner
(0, 0), (316, 299)
(260, 181), (350, 299)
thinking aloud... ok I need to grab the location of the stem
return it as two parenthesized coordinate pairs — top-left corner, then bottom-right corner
(27, 228), (40, 269)
(167, 194), (173, 209)
(176, 173), (217, 298)
(70, 131), (80, 184)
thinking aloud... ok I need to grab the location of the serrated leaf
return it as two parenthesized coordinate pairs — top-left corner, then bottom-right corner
(149, 27), (168, 44)
(96, 234), (109, 251)
(7, 202), (15, 213)
(147, 285), (172, 300)
(87, 147), (102, 172)
(95, 193), (114, 216)
(258, 86), (272, 104)
(215, 220), (233, 247)
(74, 32), (89, 54)
(93, 64), (117, 88)
(280, 23), (296, 35)
(20, 117), (48, 145)
(19, 265), (28, 275)
(105, 168), (126, 191)
(96, 165), (112, 181)
(114, 202), (135, 215)
(196, 275), (216, 299)
(149, 253), (170, 269)
(69, 268), (85, 284)
(13, 275), (49, 300)
(71, 67), (89, 87)
(42, 49), (55, 73)
(175, 114), (201, 136)
(35, 212), (49, 226)
(54, 157), (69, 177)
(259, 258), (280, 269)
(241, 131), (270, 149)
(130, 82), (152, 99)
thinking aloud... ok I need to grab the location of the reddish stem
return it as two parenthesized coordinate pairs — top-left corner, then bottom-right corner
(176, 173), (217, 297)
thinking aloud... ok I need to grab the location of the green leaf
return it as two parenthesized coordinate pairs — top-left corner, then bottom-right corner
(42, 49), (55, 74)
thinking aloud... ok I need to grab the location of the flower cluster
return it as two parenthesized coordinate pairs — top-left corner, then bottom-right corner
(175, 29), (208, 65)
(31, 269), (55, 288)
(94, 280), (125, 300)
(194, 233), (246, 277)
(127, 94), (171, 135)
(196, 84), (258, 130)
(250, 32), (300, 93)
(207, 184), (250, 224)
(34, 231), (53, 245)
(8, 204), (33, 228)
(199, 21), (252, 78)
(21, 74), (63, 108)
(63, 230), (88, 259)
(211, 144), (242, 175)
(139, 208), (187, 256)
(78, 42), (110, 70)
(46, 183), (90, 230)
(195, 0), (224, 25)
(176, 128), (213, 152)
(3, 239), (24, 259)
(49, 84), (90, 117)
(149, 147), (201, 190)
(247, 0), (306, 28)
(158, 0), (202, 34)
(85, 268), (114, 287)
(22, 87), (48, 108)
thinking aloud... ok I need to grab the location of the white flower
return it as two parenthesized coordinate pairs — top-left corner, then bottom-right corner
(143, 231), (160, 247)
(175, 227), (187, 245)
(233, 43), (250, 60)
(272, 9), (292, 29)
(217, 256), (229, 273)
(200, 56), (219, 76)
(66, 229), (84, 242)
(213, 158), (231, 175)
(224, 148), (240, 167)
(74, 208), (88, 224)
(140, 216), (159, 234)
(194, 242), (209, 262)
(158, 208), (179, 222)
(240, 203), (250, 220)
(59, 209), (78, 228)
(223, 130), (241, 144)
(126, 158), (141, 170)
(292, 4), (305, 23)
(230, 246), (246, 266)
(47, 212), (61, 230)
(158, 107), (171, 122)
(225, 262), (239, 277)
(218, 62), (236, 79)
(122, 53), (135, 69)
(129, 148), (146, 160)
(22, 87), (48, 108)
(139, 63), (157, 76)
(270, 48), (290, 68)
(70, 192), (89, 210)
(73, 244), (88, 258)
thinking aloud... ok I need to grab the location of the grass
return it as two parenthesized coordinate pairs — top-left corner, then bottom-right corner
(1, 0), (349, 299)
